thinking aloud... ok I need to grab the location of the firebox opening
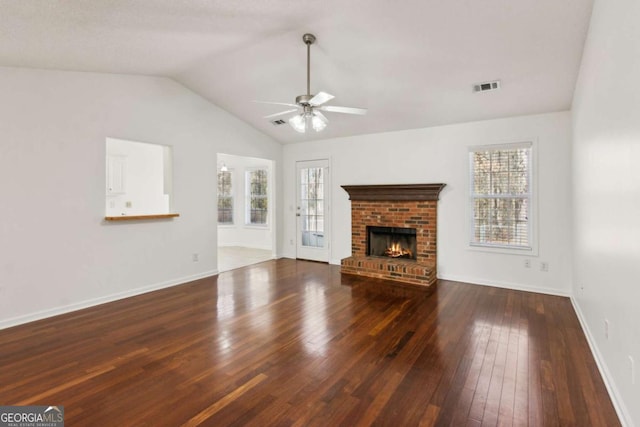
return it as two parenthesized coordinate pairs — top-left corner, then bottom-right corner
(367, 226), (417, 260)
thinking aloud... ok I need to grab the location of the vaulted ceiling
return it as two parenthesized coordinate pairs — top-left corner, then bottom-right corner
(0, 0), (593, 143)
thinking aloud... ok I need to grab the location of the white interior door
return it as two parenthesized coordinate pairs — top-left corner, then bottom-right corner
(296, 160), (330, 262)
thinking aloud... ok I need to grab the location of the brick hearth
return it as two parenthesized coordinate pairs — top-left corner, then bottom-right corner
(341, 184), (445, 287)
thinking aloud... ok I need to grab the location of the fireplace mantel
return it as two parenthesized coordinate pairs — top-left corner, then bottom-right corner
(341, 183), (446, 201)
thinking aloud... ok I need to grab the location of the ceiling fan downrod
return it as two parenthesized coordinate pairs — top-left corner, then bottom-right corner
(295, 33), (316, 106)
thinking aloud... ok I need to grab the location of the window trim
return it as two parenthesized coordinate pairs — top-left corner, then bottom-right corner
(217, 169), (234, 225)
(467, 141), (538, 256)
(245, 167), (269, 227)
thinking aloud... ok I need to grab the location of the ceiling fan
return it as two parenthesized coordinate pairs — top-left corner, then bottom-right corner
(255, 33), (367, 133)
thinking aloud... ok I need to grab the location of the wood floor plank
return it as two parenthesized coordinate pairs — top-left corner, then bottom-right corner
(496, 292), (522, 426)
(526, 293), (545, 427)
(512, 324), (529, 426)
(0, 260), (621, 426)
(468, 290), (508, 423)
(183, 373), (268, 426)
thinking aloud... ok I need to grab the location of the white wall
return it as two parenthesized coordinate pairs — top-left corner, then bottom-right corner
(217, 153), (274, 251)
(571, 0), (640, 424)
(0, 66), (282, 328)
(282, 111), (572, 295)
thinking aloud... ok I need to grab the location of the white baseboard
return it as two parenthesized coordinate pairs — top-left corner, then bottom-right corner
(271, 253), (338, 264)
(570, 297), (633, 427)
(0, 270), (219, 330)
(438, 274), (571, 297)
(219, 244), (273, 251)
(326, 266), (569, 297)
(280, 249), (296, 260)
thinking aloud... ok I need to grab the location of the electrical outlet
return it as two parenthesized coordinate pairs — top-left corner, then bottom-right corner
(125, 201), (132, 208)
(192, 253), (199, 262)
(524, 259), (531, 268)
(540, 262), (549, 272)
(630, 356), (636, 384)
(604, 319), (609, 340)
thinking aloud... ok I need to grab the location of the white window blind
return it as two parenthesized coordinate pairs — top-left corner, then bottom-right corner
(246, 169), (268, 225)
(469, 142), (532, 249)
(217, 170), (233, 224)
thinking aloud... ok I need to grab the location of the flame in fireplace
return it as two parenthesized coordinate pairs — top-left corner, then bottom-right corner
(385, 242), (413, 258)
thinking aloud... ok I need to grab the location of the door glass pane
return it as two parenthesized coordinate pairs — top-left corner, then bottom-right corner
(300, 167), (324, 248)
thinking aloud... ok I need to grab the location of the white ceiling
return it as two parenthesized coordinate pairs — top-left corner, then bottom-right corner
(0, 0), (593, 144)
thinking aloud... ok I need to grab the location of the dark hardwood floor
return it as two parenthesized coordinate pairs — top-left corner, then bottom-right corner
(0, 259), (620, 426)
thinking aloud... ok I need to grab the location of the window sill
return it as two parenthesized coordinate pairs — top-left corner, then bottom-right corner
(468, 243), (537, 257)
(105, 213), (179, 221)
(244, 224), (270, 230)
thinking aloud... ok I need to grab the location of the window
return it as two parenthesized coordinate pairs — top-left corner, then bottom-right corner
(217, 170), (233, 224)
(469, 142), (532, 250)
(246, 169), (268, 225)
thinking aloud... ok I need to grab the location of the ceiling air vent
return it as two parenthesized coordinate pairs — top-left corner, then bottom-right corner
(473, 80), (501, 93)
(271, 119), (287, 126)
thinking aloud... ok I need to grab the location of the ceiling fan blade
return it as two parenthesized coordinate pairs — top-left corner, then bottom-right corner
(264, 109), (298, 119)
(309, 91), (335, 106)
(253, 100), (298, 108)
(319, 105), (367, 115)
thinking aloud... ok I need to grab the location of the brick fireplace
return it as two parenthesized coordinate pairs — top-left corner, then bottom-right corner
(341, 184), (446, 287)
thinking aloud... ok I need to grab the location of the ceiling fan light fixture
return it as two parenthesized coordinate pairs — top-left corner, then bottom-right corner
(312, 114), (327, 132)
(289, 114), (306, 133)
(289, 111), (327, 133)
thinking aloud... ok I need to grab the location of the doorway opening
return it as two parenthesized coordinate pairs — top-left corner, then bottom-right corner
(216, 153), (276, 272)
